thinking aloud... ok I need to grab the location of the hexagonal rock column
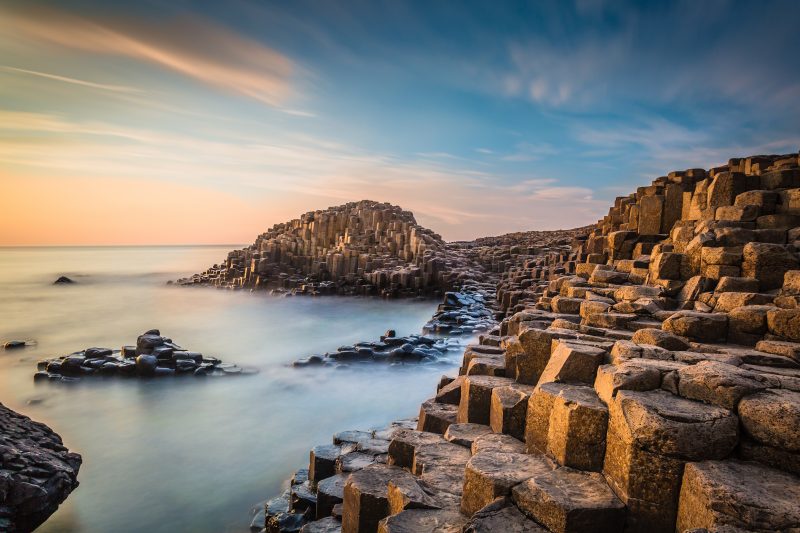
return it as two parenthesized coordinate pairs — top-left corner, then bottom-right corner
(386, 474), (441, 515)
(512, 466), (625, 533)
(342, 463), (419, 533)
(593, 362), (661, 405)
(387, 429), (445, 470)
(661, 311), (728, 342)
(676, 360), (776, 409)
(443, 423), (492, 448)
(461, 451), (554, 516)
(602, 390), (739, 533)
(513, 327), (556, 384)
(377, 508), (467, 533)
(457, 375), (516, 425)
(417, 400), (458, 434)
(676, 460), (800, 532)
(490, 383), (536, 440)
(537, 341), (607, 386)
(524, 383), (608, 471)
(411, 441), (471, 476)
(316, 473), (348, 519)
(310, 444), (342, 482)
(471, 433), (526, 455)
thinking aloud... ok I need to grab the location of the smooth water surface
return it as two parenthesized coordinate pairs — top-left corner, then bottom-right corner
(0, 246), (462, 532)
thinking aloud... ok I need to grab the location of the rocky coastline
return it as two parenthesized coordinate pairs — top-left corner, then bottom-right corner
(5, 150), (800, 532)
(249, 151), (800, 533)
(0, 403), (81, 533)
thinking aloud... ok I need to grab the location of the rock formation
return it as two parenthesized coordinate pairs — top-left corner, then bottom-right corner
(178, 200), (462, 296)
(34, 329), (252, 382)
(0, 404), (81, 532)
(178, 200), (590, 298)
(252, 150), (800, 533)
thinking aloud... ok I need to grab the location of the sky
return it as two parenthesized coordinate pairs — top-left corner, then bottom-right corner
(1, 0), (799, 245)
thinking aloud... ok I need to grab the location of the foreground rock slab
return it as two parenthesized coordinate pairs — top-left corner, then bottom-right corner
(0, 403), (81, 532)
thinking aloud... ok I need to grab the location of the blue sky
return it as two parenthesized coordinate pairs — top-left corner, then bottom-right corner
(1, 0), (799, 244)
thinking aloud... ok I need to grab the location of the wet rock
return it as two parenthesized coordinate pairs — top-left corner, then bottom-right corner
(53, 276), (74, 284)
(0, 403), (81, 531)
(316, 474), (348, 519)
(3, 341), (26, 350)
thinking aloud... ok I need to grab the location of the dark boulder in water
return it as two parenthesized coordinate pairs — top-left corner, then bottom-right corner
(34, 330), (253, 382)
(53, 276), (74, 284)
(4, 340), (26, 349)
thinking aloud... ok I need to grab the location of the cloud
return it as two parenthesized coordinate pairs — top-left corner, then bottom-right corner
(0, 4), (298, 108)
(0, 66), (142, 93)
(0, 108), (607, 242)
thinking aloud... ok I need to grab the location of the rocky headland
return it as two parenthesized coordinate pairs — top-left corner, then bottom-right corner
(250, 151), (800, 533)
(0, 404), (81, 532)
(34, 329), (251, 382)
(177, 200), (588, 299)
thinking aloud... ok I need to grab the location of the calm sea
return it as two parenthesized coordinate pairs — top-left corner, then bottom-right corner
(0, 246), (464, 532)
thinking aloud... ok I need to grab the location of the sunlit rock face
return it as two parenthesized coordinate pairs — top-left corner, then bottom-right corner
(253, 151), (800, 533)
(178, 200), (460, 296)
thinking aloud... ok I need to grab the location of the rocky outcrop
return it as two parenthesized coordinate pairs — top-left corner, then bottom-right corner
(34, 329), (252, 382)
(251, 150), (800, 533)
(178, 200), (476, 297)
(0, 404), (81, 532)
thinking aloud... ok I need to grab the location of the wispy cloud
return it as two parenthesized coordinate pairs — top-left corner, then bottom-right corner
(0, 108), (604, 240)
(0, 4), (299, 108)
(0, 66), (142, 93)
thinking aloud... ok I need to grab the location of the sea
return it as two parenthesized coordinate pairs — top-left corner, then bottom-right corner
(0, 245), (467, 532)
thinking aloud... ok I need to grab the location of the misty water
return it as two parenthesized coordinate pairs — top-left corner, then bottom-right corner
(0, 246), (466, 533)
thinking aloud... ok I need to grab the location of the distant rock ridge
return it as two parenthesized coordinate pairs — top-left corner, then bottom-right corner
(177, 200), (460, 296)
(177, 200), (593, 298)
